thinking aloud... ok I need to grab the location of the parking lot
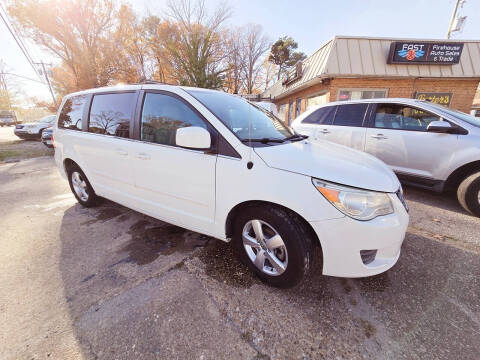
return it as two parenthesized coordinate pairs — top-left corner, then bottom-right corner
(0, 145), (479, 359)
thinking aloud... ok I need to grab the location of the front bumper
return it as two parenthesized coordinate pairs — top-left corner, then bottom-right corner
(14, 130), (40, 139)
(310, 193), (409, 278)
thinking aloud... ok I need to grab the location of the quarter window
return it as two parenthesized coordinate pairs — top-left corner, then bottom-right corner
(141, 93), (207, 146)
(58, 95), (89, 131)
(88, 93), (136, 138)
(333, 104), (368, 127)
(374, 104), (440, 131)
(302, 106), (336, 125)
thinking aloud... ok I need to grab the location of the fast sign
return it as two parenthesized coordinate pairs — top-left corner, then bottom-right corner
(388, 42), (464, 65)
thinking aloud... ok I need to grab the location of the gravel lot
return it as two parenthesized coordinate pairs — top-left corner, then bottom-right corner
(0, 156), (479, 360)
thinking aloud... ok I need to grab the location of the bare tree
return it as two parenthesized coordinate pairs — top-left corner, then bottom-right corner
(165, 0), (232, 88)
(241, 24), (270, 94)
(224, 27), (247, 94)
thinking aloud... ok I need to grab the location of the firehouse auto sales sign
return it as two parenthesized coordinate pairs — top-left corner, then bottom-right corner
(387, 42), (464, 65)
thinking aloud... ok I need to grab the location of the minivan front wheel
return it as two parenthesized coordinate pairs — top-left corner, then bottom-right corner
(233, 205), (314, 288)
(457, 171), (480, 217)
(67, 165), (100, 207)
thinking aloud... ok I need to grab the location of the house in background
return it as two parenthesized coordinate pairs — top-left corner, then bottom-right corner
(263, 36), (480, 124)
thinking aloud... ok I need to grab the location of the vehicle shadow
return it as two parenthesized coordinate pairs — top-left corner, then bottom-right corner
(403, 185), (471, 216)
(58, 200), (480, 359)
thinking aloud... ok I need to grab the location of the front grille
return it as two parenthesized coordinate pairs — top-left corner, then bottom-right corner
(360, 249), (377, 265)
(396, 189), (409, 212)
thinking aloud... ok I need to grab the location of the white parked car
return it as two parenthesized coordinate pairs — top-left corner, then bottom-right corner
(53, 85), (409, 287)
(293, 99), (480, 217)
(14, 114), (56, 139)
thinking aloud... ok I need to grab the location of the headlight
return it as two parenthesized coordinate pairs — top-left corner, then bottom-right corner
(312, 178), (394, 221)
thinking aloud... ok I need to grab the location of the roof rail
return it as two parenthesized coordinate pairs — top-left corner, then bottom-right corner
(136, 78), (166, 85)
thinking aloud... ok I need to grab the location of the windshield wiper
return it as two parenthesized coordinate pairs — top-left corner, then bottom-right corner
(284, 134), (308, 141)
(241, 137), (285, 144)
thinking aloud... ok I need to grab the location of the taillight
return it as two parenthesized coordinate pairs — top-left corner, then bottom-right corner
(52, 133), (56, 148)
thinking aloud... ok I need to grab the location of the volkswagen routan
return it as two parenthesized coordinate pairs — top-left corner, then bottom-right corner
(54, 84), (409, 288)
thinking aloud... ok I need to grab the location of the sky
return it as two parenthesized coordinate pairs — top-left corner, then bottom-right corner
(1, 0), (479, 103)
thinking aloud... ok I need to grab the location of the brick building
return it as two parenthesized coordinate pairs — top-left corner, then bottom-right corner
(263, 36), (480, 124)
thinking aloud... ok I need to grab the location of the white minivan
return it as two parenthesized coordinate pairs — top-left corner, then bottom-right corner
(54, 84), (409, 287)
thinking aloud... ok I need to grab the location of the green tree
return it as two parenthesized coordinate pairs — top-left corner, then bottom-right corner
(268, 36), (306, 80)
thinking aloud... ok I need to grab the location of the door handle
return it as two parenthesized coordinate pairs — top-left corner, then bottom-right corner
(371, 134), (388, 140)
(115, 148), (128, 156)
(136, 153), (151, 160)
(319, 128), (330, 134)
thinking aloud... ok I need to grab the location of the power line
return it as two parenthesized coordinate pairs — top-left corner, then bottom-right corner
(0, 72), (46, 84)
(0, 2), (43, 82)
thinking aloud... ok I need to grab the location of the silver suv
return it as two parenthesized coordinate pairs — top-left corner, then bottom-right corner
(292, 98), (480, 217)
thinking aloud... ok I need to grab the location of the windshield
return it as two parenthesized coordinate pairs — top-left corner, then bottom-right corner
(187, 90), (294, 145)
(38, 115), (56, 124)
(427, 104), (480, 128)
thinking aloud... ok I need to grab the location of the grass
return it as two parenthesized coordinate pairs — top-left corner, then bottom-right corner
(0, 140), (54, 163)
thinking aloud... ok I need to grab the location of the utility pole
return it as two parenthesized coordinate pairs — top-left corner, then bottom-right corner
(446, 0), (466, 39)
(34, 61), (57, 108)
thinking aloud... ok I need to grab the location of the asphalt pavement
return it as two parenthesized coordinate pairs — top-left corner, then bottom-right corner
(0, 157), (479, 359)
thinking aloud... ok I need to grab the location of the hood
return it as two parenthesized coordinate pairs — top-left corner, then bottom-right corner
(254, 140), (400, 193)
(22, 122), (48, 127)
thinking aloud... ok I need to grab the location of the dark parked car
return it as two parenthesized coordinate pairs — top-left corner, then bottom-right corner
(41, 127), (53, 148)
(0, 110), (17, 126)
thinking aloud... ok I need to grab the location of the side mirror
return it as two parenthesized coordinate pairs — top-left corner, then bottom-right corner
(176, 126), (211, 149)
(427, 120), (452, 133)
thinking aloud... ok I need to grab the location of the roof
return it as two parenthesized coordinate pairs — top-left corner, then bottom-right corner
(263, 36), (480, 100)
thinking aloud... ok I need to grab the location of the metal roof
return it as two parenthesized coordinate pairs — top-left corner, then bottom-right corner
(263, 36), (480, 100)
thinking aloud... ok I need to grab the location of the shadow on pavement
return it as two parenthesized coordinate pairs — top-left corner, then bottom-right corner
(58, 200), (480, 359)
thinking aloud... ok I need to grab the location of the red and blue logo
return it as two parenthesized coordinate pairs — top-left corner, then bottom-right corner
(398, 48), (425, 61)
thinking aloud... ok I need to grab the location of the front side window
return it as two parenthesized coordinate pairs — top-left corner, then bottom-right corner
(88, 93), (136, 138)
(188, 90), (294, 146)
(302, 106), (336, 125)
(141, 93), (207, 146)
(374, 104), (440, 131)
(58, 95), (89, 131)
(333, 104), (368, 127)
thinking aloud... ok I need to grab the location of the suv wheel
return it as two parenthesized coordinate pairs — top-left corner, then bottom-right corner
(457, 171), (480, 217)
(67, 164), (100, 207)
(233, 205), (315, 288)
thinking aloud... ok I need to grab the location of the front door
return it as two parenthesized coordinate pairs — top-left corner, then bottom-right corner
(131, 91), (217, 233)
(365, 103), (458, 179)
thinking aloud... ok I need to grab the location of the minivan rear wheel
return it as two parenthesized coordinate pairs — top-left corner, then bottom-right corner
(67, 164), (100, 207)
(457, 171), (480, 217)
(233, 205), (315, 288)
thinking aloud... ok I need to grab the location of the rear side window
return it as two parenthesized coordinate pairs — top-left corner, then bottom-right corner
(333, 104), (368, 127)
(58, 95), (89, 131)
(302, 106), (336, 125)
(141, 93), (207, 146)
(88, 93), (136, 138)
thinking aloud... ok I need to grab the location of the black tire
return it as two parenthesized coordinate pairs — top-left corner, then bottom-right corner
(232, 204), (315, 288)
(67, 163), (100, 207)
(457, 172), (480, 217)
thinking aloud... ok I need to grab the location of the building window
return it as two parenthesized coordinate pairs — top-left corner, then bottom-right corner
(338, 89), (388, 101)
(306, 93), (328, 110)
(288, 100), (294, 124)
(277, 104), (287, 122)
(295, 98), (302, 117)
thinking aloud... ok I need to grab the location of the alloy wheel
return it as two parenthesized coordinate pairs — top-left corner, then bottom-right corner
(71, 171), (89, 202)
(242, 219), (288, 276)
